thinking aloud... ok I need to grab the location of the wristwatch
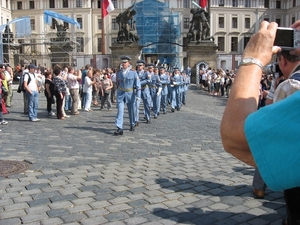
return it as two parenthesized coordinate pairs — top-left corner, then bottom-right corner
(239, 57), (264, 70)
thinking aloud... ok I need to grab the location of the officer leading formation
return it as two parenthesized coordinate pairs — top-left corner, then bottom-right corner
(113, 55), (190, 135)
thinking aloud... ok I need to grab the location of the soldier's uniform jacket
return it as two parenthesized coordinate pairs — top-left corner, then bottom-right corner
(149, 73), (162, 96)
(137, 69), (151, 99)
(160, 73), (170, 95)
(171, 73), (183, 94)
(116, 68), (141, 104)
(183, 75), (190, 92)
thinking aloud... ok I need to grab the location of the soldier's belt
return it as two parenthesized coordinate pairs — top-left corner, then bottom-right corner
(150, 86), (157, 89)
(118, 87), (134, 92)
(141, 85), (148, 89)
(162, 84), (167, 87)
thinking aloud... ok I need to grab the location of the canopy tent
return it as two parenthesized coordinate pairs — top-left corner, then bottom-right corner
(0, 16), (31, 64)
(44, 10), (81, 29)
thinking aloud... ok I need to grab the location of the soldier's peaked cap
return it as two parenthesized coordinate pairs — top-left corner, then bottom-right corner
(136, 60), (146, 65)
(120, 56), (131, 62)
(147, 63), (154, 68)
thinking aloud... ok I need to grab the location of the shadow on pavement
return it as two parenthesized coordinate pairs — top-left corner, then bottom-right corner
(152, 206), (284, 225)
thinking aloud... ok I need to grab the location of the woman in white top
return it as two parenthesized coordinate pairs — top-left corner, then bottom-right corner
(83, 69), (96, 112)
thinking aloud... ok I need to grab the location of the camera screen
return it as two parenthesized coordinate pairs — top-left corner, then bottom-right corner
(274, 29), (294, 48)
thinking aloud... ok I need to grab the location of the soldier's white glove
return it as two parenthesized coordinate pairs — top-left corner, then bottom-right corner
(136, 97), (140, 101)
(157, 87), (162, 96)
(173, 82), (177, 85)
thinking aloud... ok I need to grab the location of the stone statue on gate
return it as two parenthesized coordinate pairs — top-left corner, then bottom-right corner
(53, 19), (68, 42)
(187, 8), (214, 42)
(116, 3), (140, 43)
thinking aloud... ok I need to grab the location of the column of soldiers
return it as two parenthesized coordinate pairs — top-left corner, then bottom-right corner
(114, 56), (190, 136)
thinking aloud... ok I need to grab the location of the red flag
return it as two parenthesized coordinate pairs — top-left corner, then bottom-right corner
(102, 0), (115, 18)
(199, 0), (207, 8)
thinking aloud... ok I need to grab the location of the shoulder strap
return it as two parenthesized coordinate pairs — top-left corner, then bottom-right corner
(290, 64), (300, 81)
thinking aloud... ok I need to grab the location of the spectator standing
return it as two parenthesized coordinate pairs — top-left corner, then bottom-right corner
(44, 71), (55, 117)
(100, 72), (113, 110)
(67, 66), (81, 115)
(0, 65), (8, 130)
(4, 65), (13, 107)
(23, 64), (40, 122)
(83, 68), (96, 112)
(53, 68), (67, 120)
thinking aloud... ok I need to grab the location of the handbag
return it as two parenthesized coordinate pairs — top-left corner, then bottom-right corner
(2, 85), (8, 96)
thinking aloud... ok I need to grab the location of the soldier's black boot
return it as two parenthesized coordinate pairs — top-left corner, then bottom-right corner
(114, 127), (123, 135)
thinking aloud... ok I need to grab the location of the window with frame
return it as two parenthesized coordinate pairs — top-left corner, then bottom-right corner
(293, 0), (296, 7)
(49, 0), (55, 8)
(112, 18), (118, 30)
(30, 19), (35, 30)
(276, 1), (281, 9)
(76, 37), (84, 52)
(264, 0), (269, 8)
(76, 0), (82, 7)
(98, 0), (101, 8)
(77, 18), (83, 29)
(245, 18), (250, 29)
(245, 0), (251, 7)
(183, 18), (189, 29)
(244, 36), (250, 49)
(31, 39), (37, 53)
(18, 39), (24, 54)
(218, 37), (225, 51)
(112, 0), (117, 8)
(232, 0), (238, 7)
(219, 0), (224, 6)
(63, 0), (69, 8)
(232, 17), (238, 28)
(183, 0), (190, 8)
(98, 19), (102, 29)
(219, 17), (224, 28)
(51, 18), (55, 29)
(231, 37), (238, 51)
(97, 38), (102, 52)
(276, 18), (281, 26)
(29, 1), (34, 9)
(164, 0), (169, 8)
(292, 16), (296, 24)
(17, 1), (22, 9)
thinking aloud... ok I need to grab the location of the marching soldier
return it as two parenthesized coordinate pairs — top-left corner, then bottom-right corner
(182, 72), (190, 105)
(134, 60), (151, 126)
(159, 67), (170, 114)
(114, 56), (141, 135)
(171, 67), (183, 112)
(149, 66), (162, 119)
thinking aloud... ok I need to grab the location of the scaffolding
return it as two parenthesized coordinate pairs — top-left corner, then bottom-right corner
(5, 30), (79, 68)
(135, 0), (181, 68)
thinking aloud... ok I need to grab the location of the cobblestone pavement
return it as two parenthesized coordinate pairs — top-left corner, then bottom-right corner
(0, 85), (285, 225)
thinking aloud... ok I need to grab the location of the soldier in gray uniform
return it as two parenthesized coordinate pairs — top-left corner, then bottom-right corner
(134, 60), (151, 126)
(114, 56), (141, 135)
(159, 67), (170, 114)
(171, 67), (183, 112)
(182, 72), (190, 105)
(149, 66), (162, 119)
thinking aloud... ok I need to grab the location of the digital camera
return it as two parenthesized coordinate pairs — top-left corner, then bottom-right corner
(274, 27), (300, 50)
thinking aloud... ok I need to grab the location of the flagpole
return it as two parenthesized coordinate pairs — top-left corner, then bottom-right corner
(102, 16), (105, 55)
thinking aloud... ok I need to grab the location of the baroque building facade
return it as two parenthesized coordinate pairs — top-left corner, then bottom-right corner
(1, 0), (300, 72)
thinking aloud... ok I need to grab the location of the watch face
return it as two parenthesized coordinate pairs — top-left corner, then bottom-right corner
(243, 58), (252, 63)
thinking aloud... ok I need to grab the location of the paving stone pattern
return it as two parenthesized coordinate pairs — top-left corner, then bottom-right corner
(0, 85), (285, 224)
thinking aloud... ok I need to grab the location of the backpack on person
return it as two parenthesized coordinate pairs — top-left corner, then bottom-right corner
(17, 73), (31, 93)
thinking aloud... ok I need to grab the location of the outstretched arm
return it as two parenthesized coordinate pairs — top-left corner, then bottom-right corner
(220, 21), (280, 166)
